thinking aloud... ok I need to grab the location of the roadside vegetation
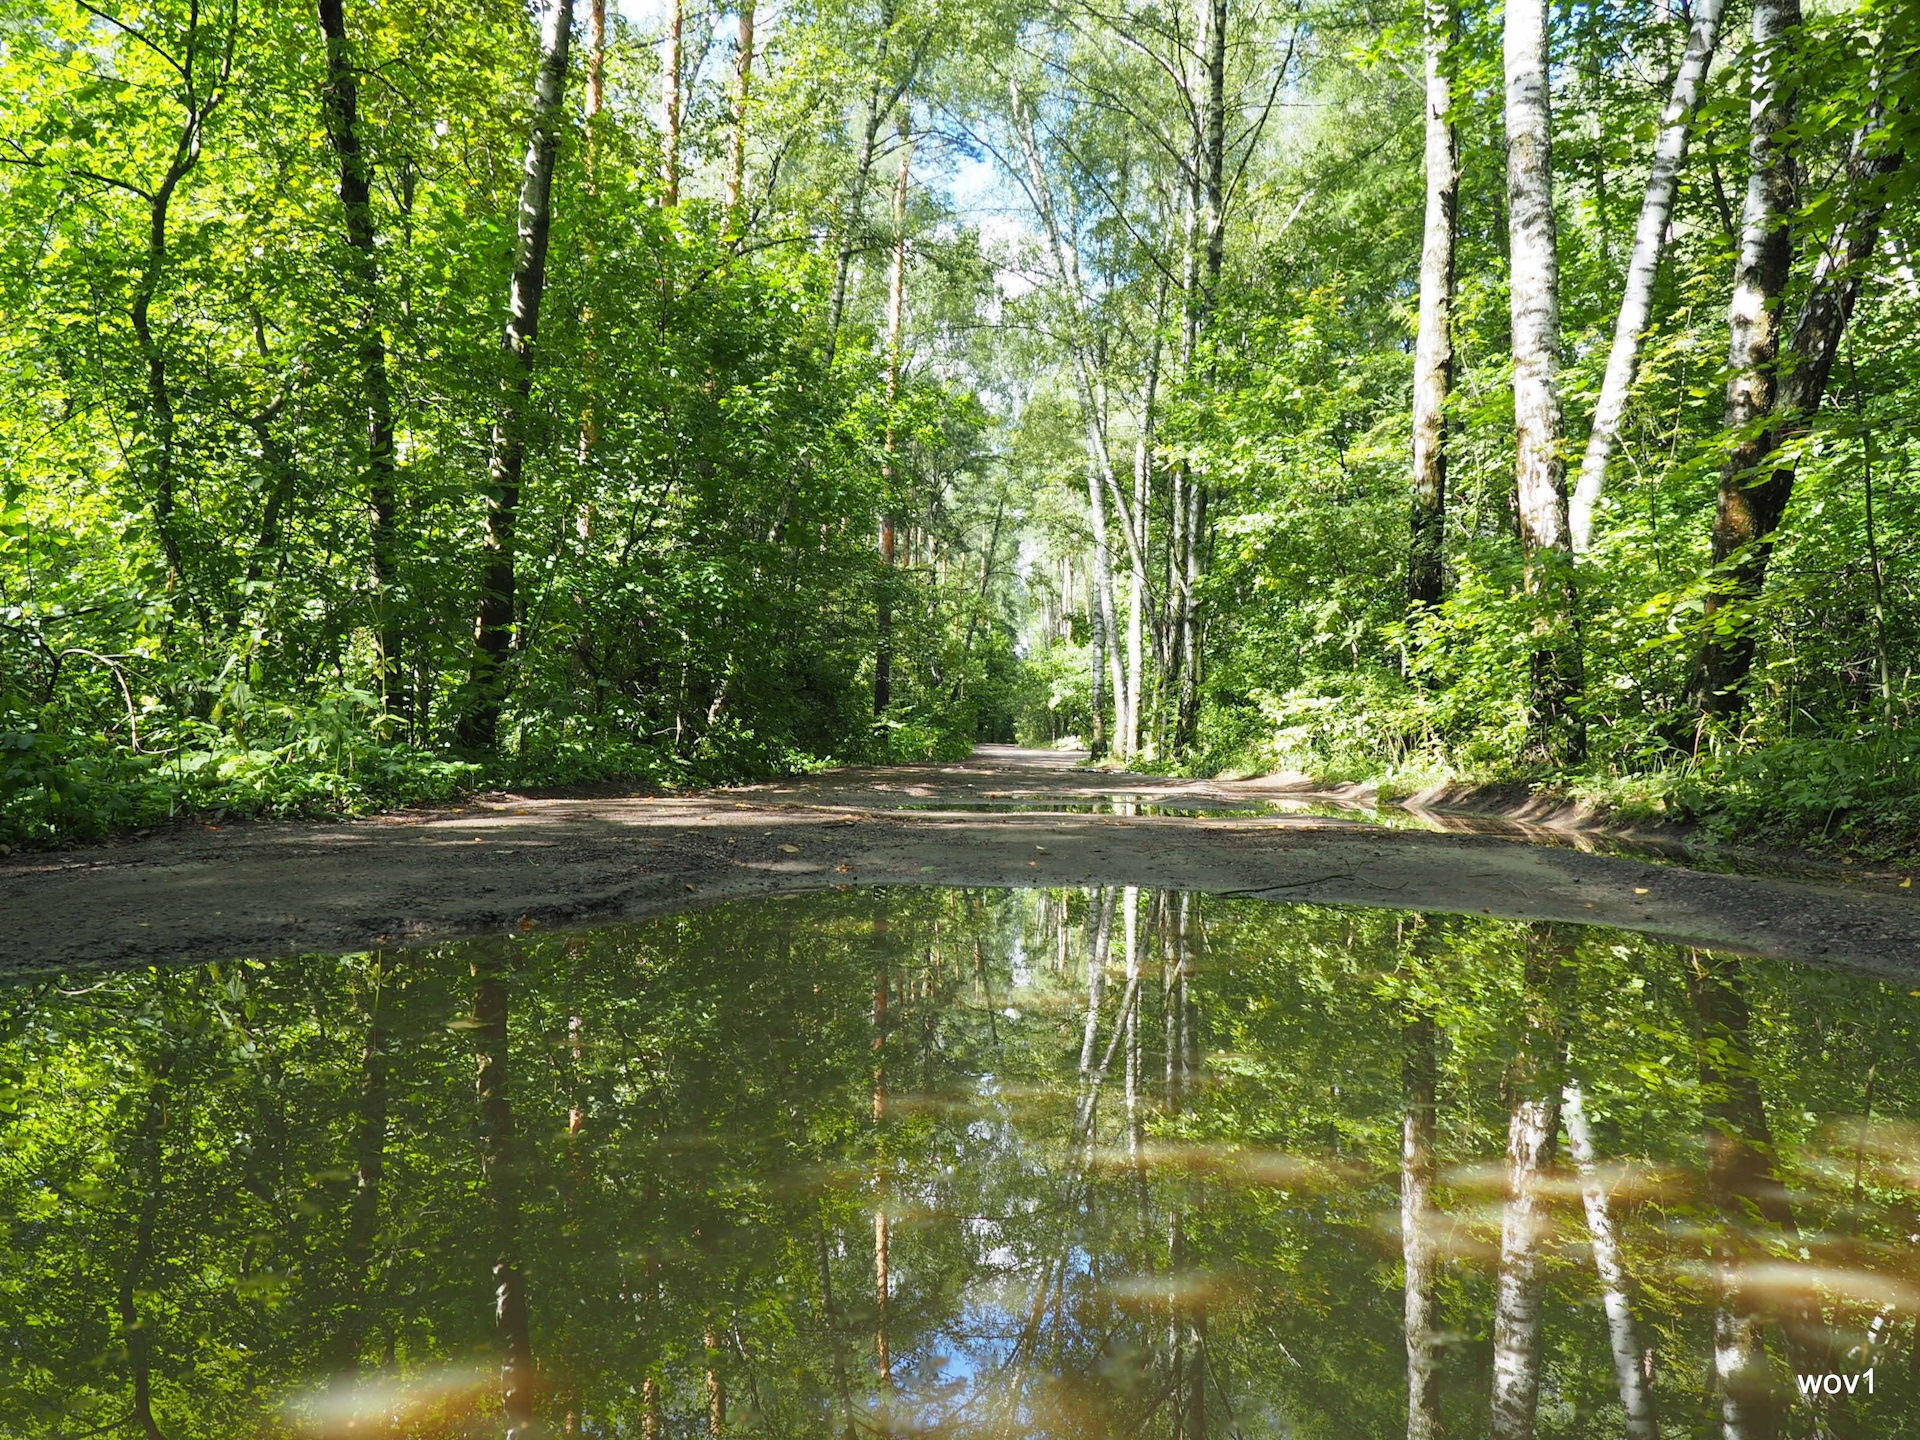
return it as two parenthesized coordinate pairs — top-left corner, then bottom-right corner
(3, 0), (1915, 855)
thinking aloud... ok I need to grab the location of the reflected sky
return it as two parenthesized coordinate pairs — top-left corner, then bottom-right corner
(2, 889), (1913, 1438)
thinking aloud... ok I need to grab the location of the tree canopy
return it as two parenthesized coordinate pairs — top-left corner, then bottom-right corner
(2, 0), (1917, 848)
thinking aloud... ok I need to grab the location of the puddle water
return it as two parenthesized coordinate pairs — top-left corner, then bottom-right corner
(6, 889), (1914, 1437)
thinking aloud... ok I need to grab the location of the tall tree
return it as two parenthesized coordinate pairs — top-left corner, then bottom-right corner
(1502, 0), (1582, 761)
(660, 0), (682, 205)
(1686, 0), (1802, 729)
(1488, 929), (1564, 1440)
(460, 0), (576, 748)
(1562, 1079), (1658, 1440)
(725, 0), (757, 228)
(1567, 0), (1729, 555)
(317, 0), (406, 718)
(1401, 1004), (1441, 1440)
(876, 115), (912, 715)
(1407, 0), (1456, 614)
(473, 952), (537, 1437)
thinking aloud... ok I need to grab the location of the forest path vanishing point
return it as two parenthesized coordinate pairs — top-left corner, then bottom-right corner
(7, 745), (1917, 978)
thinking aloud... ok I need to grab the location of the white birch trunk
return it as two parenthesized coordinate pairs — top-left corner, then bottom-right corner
(1402, 1012), (1441, 1440)
(1489, 1087), (1560, 1440)
(1569, 0), (1729, 553)
(1502, 0), (1581, 758)
(658, 0), (680, 204)
(1408, 0), (1455, 612)
(1562, 1081), (1659, 1440)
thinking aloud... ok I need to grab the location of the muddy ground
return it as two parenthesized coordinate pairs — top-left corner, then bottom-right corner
(6, 745), (1917, 978)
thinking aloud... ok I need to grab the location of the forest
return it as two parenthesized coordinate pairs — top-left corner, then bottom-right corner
(1, 0), (1916, 851)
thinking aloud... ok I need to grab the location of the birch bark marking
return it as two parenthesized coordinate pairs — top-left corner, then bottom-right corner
(876, 116), (911, 715)
(1502, 0), (1583, 761)
(1562, 1080), (1659, 1440)
(460, 0), (574, 749)
(1688, 0), (1800, 725)
(1568, 0), (1728, 553)
(1489, 929), (1565, 1440)
(1402, 1008), (1441, 1440)
(724, 0), (756, 226)
(1693, 86), (1900, 728)
(318, 0), (406, 718)
(659, 0), (682, 204)
(1408, 0), (1457, 613)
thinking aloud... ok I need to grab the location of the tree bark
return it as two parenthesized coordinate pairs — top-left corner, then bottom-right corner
(1562, 1079), (1659, 1440)
(1502, 0), (1583, 761)
(118, 1079), (170, 1440)
(1402, 1009), (1441, 1440)
(473, 952), (537, 1438)
(460, 0), (574, 749)
(724, 1), (756, 227)
(876, 116), (911, 716)
(1691, 77), (1900, 728)
(325, 971), (391, 1407)
(1686, 0), (1800, 726)
(318, 0), (406, 718)
(1489, 930), (1565, 1440)
(587, 0), (605, 117)
(1568, 0), (1729, 554)
(659, 0), (681, 204)
(1691, 950), (1794, 1436)
(705, 1317), (727, 1435)
(1173, 0), (1227, 754)
(1407, 0), (1457, 614)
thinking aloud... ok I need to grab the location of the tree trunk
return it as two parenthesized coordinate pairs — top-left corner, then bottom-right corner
(1407, 0), (1456, 614)
(824, 0), (898, 363)
(325, 972), (391, 1406)
(1087, 468), (1123, 755)
(1402, 1010), (1441, 1440)
(460, 0), (574, 749)
(587, 0), (605, 117)
(1686, 0), (1800, 726)
(1502, 0), (1583, 761)
(318, 0), (406, 719)
(1173, 479), (1206, 750)
(1489, 930), (1564, 1440)
(724, 1), (755, 227)
(1691, 950), (1793, 1435)
(118, 1080), (170, 1440)
(1691, 70), (1901, 728)
(1568, 0), (1729, 554)
(876, 116), (911, 716)
(1123, 308), (1163, 758)
(473, 952), (537, 1438)
(659, 0), (681, 204)
(1562, 1079), (1659, 1440)
(705, 1317), (727, 1435)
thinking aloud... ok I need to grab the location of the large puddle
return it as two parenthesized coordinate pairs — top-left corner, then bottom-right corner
(5, 889), (1914, 1437)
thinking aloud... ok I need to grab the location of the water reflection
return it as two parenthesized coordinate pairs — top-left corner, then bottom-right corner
(2, 890), (1914, 1438)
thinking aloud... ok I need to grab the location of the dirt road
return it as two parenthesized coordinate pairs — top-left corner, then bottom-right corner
(7, 745), (1917, 977)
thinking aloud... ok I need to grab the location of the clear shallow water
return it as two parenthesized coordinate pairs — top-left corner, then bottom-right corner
(4, 890), (1914, 1438)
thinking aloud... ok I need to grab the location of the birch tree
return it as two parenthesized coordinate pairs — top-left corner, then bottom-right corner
(1407, 0), (1456, 613)
(1567, 0), (1729, 555)
(1502, 0), (1583, 761)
